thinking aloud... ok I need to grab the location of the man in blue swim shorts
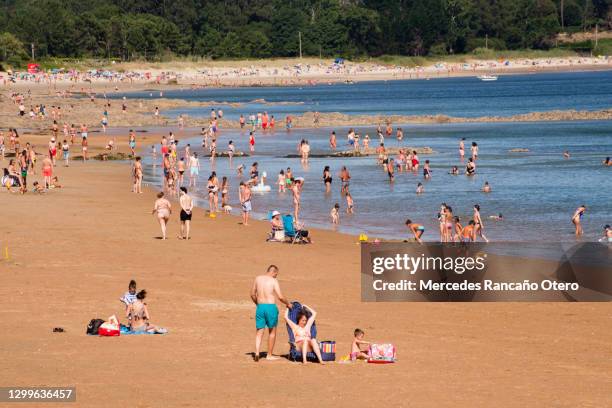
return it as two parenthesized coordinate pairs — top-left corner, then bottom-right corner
(250, 265), (292, 362)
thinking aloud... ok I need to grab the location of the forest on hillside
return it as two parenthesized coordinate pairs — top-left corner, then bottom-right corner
(0, 0), (610, 65)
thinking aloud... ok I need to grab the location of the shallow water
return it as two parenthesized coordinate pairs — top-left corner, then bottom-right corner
(115, 70), (612, 120)
(141, 120), (612, 242)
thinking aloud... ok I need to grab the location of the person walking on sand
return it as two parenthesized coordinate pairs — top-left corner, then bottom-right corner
(250, 265), (292, 362)
(189, 152), (200, 187)
(152, 192), (172, 240)
(133, 157), (143, 193)
(179, 187), (193, 240)
(572, 205), (586, 237)
(41, 154), (53, 189)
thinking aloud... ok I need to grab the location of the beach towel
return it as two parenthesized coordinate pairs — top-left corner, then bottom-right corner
(119, 325), (167, 335)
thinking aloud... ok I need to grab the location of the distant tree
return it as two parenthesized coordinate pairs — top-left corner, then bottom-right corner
(218, 32), (243, 58)
(0, 32), (27, 66)
(270, 6), (307, 57)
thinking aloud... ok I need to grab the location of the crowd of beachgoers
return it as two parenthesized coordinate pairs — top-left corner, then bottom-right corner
(2, 71), (612, 369)
(3, 86), (612, 245)
(1, 56), (610, 88)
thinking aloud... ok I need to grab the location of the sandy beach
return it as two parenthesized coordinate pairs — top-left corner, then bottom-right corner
(1, 131), (611, 407)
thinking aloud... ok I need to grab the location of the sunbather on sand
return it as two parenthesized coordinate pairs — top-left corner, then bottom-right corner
(127, 290), (166, 334)
(284, 305), (325, 364)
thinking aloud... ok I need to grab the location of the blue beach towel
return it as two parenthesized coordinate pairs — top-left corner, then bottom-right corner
(120, 325), (167, 335)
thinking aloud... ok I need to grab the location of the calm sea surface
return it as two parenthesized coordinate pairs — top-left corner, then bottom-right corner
(116, 70), (612, 119)
(127, 71), (612, 242)
(139, 120), (611, 242)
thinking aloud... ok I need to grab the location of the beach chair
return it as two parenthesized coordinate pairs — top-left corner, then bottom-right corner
(286, 301), (319, 362)
(282, 214), (307, 244)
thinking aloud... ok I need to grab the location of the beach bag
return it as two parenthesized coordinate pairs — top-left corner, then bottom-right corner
(274, 230), (285, 241)
(86, 318), (105, 335)
(98, 322), (120, 337)
(368, 343), (396, 364)
(319, 341), (336, 361)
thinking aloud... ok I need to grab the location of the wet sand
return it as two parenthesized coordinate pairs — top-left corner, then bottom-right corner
(2, 91), (611, 133)
(0, 134), (611, 407)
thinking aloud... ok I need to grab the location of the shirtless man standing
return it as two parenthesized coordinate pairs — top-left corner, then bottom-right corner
(239, 181), (252, 226)
(250, 265), (292, 362)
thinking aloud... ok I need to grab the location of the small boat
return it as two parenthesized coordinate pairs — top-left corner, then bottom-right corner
(478, 74), (498, 81)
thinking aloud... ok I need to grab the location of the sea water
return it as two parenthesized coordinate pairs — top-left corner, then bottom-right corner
(115, 70), (612, 120)
(141, 120), (611, 242)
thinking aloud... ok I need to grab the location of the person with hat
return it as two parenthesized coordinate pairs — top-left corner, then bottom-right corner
(268, 210), (284, 241)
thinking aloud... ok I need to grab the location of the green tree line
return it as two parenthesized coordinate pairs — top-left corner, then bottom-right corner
(0, 0), (609, 65)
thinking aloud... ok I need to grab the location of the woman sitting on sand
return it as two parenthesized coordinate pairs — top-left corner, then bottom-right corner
(152, 192), (172, 240)
(128, 290), (166, 334)
(284, 305), (325, 364)
(2, 168), (20, 191)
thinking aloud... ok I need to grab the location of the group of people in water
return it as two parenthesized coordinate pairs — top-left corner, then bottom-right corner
(119, 111), (612, 243)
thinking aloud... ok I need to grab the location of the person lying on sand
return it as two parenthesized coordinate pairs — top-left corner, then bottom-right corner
(284, 304), (325, 364)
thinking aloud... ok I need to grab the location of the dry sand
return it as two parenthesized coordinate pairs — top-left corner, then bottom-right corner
(0, 133), (611, 407)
